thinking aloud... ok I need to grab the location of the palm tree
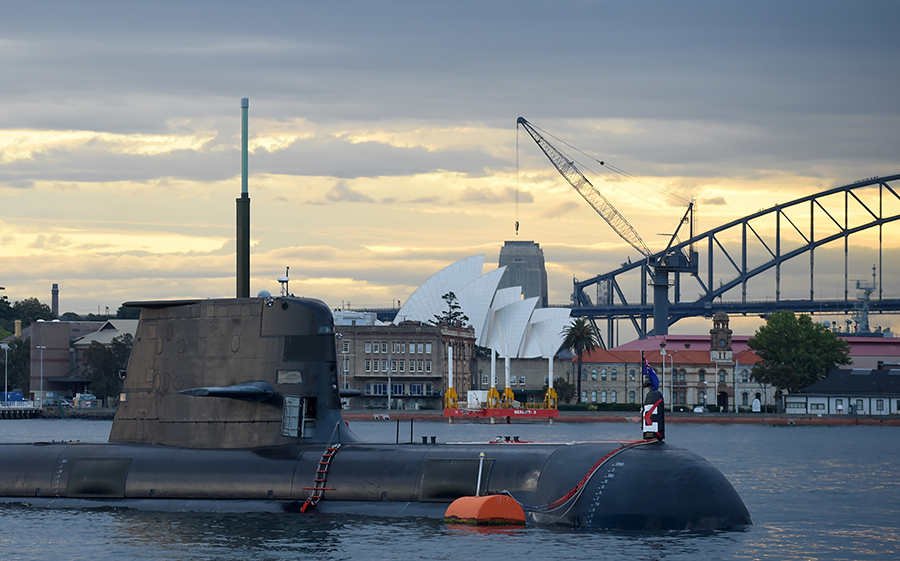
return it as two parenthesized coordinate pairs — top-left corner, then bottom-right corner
(561, 318), (600, 405)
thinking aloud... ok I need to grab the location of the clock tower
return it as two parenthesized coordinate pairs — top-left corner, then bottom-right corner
(709, 311), (733, 362)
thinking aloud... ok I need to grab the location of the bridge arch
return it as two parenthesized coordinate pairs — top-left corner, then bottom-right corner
(574, 174), (900, 345)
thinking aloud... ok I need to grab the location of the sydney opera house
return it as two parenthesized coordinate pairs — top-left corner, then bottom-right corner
(335, 251), (573, 410)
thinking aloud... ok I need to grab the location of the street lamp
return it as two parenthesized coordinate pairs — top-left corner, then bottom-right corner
(667, 352), (675, 412)
(1, 342), (9, 407)
(702, 380), (709, 408)
(36, 345), (47, 408)
(659, 342), (667, 410)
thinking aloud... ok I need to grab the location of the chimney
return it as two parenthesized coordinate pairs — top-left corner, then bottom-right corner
(51, 283), (59, 317)
(15, 319), (21, 339)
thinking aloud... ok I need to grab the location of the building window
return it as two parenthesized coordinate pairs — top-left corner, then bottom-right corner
(519, 375), (525, 386)
(591, 390), (597, 403)
(611, 390), (617, 403)
(679, 391), (686, 404)
(425, 343), (432, 354)
(482, 374), (489, 385)
(877, 399), (884, 412)
(410, 383), (424, 396)
(679, 369), (686, 382)
(365, 399), (370, 407)
(581, 391), (587, 403)
(372, 383), (387, 396)
(381, 343), (387, 354)
(629, 369), (636, 381)
(856, 399), (864, 412)
(699, 370), (706, 382)
(372, 343), (379, 354)
(510, 377), (516, 386)
(741, 370), (749, 383)
(629, 390), (635, 404)
(417, 343), (424, 354)
(601, 390), (607, 403)
(391, 383), (404, 396)
(343, 359), (349, 373)
(719, 370), (727, 383)
(742, 392), (748, 406)
(400, 343), (406, 353)
(410, 342), (416, 353)
(582, 370), (587, 381)
(591, 368), (598, 381)
(391, 360), (398, 373)
(418, 360), (424, 372)
(381, 360), (388, 372)
(810, 403), (825, 410)
(399, 360), (405, 373)
(425, 360), (432, 373)
(342, 342), (349, 353)
(365, 342), (372, 353)
(365, 360), (371, 372)
(601, 368), (607, 381)
(611, 369), (617, 381)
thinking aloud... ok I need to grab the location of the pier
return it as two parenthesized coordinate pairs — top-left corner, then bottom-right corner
(0, 403), (42, 419)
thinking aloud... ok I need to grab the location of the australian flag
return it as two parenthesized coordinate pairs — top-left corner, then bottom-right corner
(642, 357), (660, 391)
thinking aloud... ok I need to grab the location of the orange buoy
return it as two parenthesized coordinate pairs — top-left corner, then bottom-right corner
(444, 495), (526, 526)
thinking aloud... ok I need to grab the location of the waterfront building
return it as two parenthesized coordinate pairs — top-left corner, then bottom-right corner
(470, 356), (571, 405)
(576, 314), (767, 411)
(784, 366), (900, 415)
(335, 321), (476, 410)
(22, 318), (137, 405)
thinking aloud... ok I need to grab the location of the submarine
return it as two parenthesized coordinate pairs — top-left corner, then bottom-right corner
(0, 294), (752, 530)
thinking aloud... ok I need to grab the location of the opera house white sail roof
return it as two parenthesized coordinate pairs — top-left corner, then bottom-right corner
(394, 255), (572, 360)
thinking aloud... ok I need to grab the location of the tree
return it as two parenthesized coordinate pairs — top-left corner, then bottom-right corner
(116, 305), (141, 319)
(748, 310), (851, 393)
(84, 333), (133, 406)
(561, 318), (600, 404)
(430, 292), (469, 327)
(1, 297), (54, 333)
(60, 312), (83, 321)
(3, 337), (31, 394)
(544, 377), (576, 404)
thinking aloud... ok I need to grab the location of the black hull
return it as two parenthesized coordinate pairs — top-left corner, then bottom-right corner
(0, 439), (751, 530)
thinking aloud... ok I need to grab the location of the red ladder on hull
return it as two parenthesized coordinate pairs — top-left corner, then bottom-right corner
(301, 443), (341, 513)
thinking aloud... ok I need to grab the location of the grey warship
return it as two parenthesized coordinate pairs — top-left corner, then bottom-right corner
(0, 294), (751, 530)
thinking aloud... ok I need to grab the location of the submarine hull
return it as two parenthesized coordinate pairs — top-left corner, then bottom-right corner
(0, 439), (750, 530)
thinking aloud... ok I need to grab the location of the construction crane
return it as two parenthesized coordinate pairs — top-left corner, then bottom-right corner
(517, 116), (698, 336)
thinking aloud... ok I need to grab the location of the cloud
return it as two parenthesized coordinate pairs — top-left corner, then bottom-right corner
(458, 187), (533, 204)
(408, 196), (442, 204)
(701, 196), (727, 205)
(540, 201), (581, 219)
(324, 181), (375, 203)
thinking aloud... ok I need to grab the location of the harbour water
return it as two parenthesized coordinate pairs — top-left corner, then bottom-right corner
(1, 419), (897, 560)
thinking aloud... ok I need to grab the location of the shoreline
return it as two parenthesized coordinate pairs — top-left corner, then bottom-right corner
(343, 409), (900, 426)
(24, 408), (900, 427)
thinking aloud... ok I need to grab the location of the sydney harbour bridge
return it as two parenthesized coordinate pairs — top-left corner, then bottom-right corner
(573, 174), (900, 347)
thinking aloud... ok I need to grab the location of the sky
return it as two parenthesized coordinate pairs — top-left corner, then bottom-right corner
(2, 1), (899, 341)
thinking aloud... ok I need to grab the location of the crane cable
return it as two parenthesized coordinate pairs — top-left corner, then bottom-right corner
(515, 125), (520, 235)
